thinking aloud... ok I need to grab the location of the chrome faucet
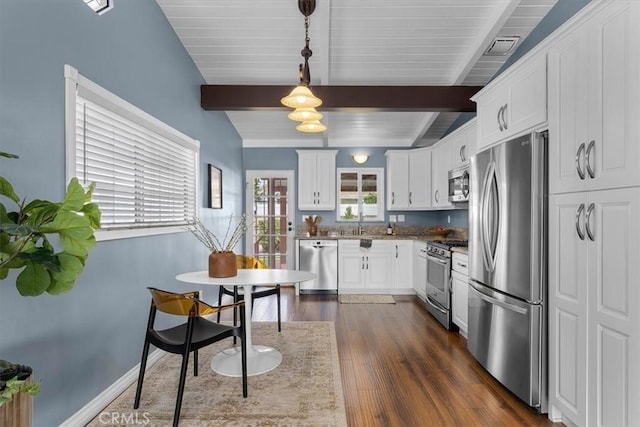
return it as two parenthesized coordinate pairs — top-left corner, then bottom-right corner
(357, 210), (364, 235)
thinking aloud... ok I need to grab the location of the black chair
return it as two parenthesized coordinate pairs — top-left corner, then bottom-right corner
(134, 287), (247, 427)
(217, 255), (281, 332)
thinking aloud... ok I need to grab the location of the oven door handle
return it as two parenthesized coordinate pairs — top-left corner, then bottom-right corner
(426, 295), (447, 315)
(426, 254), (449, 265)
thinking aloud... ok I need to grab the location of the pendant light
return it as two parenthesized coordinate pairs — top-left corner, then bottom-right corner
(281, 0), (326, 132)
(288, 107), (323, 122)
(296, 120), (327, 133)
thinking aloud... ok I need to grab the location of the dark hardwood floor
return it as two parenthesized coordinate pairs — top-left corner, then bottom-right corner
(218, 287), (560, 427)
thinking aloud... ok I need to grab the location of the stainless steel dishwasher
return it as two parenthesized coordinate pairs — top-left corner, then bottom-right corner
(297, 240), (338, 294)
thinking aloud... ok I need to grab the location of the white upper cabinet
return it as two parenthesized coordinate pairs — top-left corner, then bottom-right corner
(473, 53), (547, 151)
(386, 151), (410, 209)
(297, 150), (338, 210)
(449, 119), (477, 169)
(548, 1), (640, 195)
(385, 148), (432, 210)
(408, 148), (432, 209)
(431, 140), (452, 208)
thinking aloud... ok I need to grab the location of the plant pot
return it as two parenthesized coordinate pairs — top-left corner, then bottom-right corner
(1, 376), (33, 427)
(308, 225), (318, 236)
(208, 252), (237, 278)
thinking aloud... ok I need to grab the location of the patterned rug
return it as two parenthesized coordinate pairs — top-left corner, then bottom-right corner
(338, 294), (396, 304)
(89, 322), (347, 426)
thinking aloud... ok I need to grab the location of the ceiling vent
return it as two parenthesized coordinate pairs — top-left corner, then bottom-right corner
(484, 37), (520, 56)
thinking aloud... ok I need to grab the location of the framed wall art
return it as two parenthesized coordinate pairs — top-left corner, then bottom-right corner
(208, 164), (222, 209)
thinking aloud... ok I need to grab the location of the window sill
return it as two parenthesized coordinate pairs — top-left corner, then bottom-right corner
(95, 225), (186, 241)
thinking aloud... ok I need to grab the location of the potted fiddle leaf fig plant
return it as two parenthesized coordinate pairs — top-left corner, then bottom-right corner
(0, 152), (101, 296)
(0, 151), (101, 420)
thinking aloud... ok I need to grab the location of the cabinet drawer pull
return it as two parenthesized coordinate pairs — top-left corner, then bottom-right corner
(575, 143), (586, 180)
(497, 106), (504, 132)
(586, 140), (596, 179)
(575, 203), (585, 240)
(409, 191), (412, 205)
(501, 104), (508, 130)
(585, 203), (595, 241)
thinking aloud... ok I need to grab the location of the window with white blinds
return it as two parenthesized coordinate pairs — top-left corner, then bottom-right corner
(64, 65), (199, 238)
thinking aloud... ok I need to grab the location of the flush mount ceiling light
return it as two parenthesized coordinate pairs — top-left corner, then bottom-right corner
(83, 0), (113, 15)
(352, 154), (369, 164)
(281, 0), (326, 133)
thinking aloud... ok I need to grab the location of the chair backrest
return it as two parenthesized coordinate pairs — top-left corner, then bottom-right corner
(148, 287), (220, 317)
(236, 255), (268, 269)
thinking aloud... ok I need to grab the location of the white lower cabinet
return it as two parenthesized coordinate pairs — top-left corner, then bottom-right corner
(413, 241), (427, 300)
(338, 240), (393, 291)
(451, 252), (469, 336)
(391, 240), (413, 292)
(548, 187), (640, 426)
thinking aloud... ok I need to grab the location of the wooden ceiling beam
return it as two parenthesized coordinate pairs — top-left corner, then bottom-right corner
(200, 85), (482, 112)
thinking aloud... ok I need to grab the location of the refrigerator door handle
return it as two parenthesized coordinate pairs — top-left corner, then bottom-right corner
(481, 161), (499, 272)
(469, 281), (528, 315)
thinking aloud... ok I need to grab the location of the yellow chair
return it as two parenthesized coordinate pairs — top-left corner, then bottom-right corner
(217, 255), (282, 332)
(134, 287), (247, 427)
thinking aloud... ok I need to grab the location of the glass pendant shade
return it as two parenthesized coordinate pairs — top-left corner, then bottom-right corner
(296, 120), (327, 133)
(288, 107), (323, 122)
(281, 85), (322, 109)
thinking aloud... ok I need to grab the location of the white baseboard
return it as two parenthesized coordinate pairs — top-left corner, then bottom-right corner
(60, 348), (165, 427)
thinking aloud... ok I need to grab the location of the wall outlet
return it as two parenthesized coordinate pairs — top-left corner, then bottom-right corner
(398, 215), (405, 222)
(389, 214), (397, 222)
(447, 215), (451, 224)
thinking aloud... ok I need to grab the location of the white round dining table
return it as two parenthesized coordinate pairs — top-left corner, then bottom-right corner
(175, 269), (317, 377)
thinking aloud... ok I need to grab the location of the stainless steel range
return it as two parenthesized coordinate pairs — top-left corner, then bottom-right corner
(425, 239), (468, 330)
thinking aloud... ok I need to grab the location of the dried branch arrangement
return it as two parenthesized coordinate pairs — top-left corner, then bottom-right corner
(187, 214), (247, 253)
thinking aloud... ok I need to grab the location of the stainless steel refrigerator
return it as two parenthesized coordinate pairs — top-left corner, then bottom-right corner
(467, 131), (547, 413)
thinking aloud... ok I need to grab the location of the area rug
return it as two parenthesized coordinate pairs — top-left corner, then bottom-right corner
(89, 322), (347, 427)
(338, 294), (396, 304)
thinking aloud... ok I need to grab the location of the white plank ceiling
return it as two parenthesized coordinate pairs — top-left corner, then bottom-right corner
(156, 0), (558, 148)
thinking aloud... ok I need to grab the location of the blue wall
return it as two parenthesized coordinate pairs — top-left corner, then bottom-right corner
(243, 147), (467, 227)
(0, 0), (243, 425)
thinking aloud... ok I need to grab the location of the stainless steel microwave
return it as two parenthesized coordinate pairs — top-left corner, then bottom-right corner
(448, 165), (470, 203)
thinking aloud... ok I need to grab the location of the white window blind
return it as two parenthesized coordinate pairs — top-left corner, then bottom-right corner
(65, 65), (199, 233)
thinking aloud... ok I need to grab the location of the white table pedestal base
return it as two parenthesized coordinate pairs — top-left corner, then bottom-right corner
(211, 344), (283, 377)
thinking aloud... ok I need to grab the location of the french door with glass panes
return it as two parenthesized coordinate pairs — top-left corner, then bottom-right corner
(245, 171), (295, 269)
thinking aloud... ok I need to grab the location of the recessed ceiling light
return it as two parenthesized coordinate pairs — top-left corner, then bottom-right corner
(84, 0), (113, 15)
(484, 37), (520, 56)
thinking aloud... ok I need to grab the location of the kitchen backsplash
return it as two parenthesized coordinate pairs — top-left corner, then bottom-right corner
(296, 224), (468, 240)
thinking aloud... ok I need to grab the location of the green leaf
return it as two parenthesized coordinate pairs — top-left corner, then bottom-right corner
(49, 252), (82, 284)
(61, 234), (96, 258)
(40, 212), (95, 257)
(0, 176), (20, 204)
(17, 248), (61, 272)
(0, 152), (19, 159)
(84, 181), (96, 203)
(16, 262), (50, 296)
(81, 203), (101, 229)
(0, 267), (7, 280)
(23, 200), (60, 226)
(0, 202), (10, 223)
(61, 178), (85, 211)
(0, 223), (39, 237)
